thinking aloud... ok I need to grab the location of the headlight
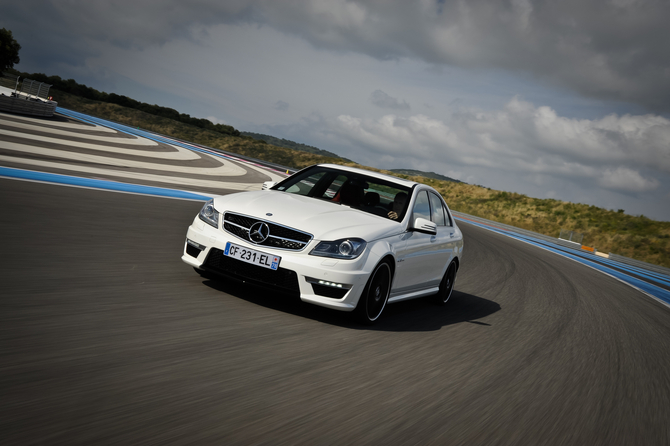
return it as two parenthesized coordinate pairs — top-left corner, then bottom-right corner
(310, 238), (367, 259)
(198, 199), (219, 228)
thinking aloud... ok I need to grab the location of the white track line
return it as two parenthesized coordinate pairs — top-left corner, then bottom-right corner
(0, 155), (262, 191)
(0, 128), (200, 160)
(0, 111), (117, 132)
(0, 141), (247, 176)
(0, 126), (158, 146)
(0, 109), (285, 185)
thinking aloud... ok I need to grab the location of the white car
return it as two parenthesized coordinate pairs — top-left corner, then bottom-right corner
(182, 164), (464, 323)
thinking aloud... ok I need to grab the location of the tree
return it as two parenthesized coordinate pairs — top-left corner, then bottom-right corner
(0, 28), (21, 72)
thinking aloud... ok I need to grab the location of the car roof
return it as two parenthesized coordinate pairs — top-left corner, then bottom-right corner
(318, 164), (418, 188)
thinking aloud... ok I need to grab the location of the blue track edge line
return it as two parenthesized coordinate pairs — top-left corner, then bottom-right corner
(495, 225), (670, 288)
(0, 166), (212, 201)
(455, 216), (670, 307)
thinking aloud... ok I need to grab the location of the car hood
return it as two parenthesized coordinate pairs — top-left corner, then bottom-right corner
(214, 190), (403, 241)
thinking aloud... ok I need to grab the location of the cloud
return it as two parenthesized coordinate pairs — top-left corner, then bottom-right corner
(274, 100), (289, 111)
(6, 1), (670, 111)
(285, 97), (668, 198)
(459, 97), (670, 174)
(370, 90), (410, 110)
(598, 168), (659, 193)
(207, 116), (226, 124)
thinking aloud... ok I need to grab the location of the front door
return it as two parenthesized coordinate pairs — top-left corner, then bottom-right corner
(392, 190), (451, 296)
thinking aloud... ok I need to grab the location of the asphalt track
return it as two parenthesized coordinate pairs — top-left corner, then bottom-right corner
(2, 177), (670, 445)
(2, 110), (670, 444)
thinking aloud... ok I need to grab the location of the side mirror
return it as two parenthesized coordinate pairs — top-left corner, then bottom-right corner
(411, 217), (437, 235)
(261, 181), (277, 190)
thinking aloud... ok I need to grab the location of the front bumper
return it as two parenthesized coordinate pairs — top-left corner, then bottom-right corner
(181, 216), (372, 311)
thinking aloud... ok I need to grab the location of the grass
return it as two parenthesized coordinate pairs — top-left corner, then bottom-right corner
(52, 90), (670, 268)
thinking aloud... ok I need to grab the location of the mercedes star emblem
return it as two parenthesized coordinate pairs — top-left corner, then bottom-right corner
(249, 222), (270, 244)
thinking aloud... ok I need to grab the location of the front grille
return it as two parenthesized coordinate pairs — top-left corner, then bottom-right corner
(224, 221), (249, 240)
(223, 212), (312, 251)
(203, 248), (300, 295)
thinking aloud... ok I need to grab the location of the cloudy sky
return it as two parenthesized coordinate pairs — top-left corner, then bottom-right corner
(4, 0), (670, 220)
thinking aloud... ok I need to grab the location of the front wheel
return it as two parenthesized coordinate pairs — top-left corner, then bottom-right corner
(353, 261), (392, 324)
(433, 262), (457, 305)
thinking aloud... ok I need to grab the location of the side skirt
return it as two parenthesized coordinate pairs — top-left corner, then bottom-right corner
(388, 286), (440, 304)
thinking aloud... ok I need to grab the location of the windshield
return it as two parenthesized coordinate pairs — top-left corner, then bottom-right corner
(272, 166), (412, 222)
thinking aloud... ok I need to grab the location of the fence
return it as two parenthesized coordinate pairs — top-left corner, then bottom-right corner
(20, 79), (52, 100)
(0, 73), (53, 100)
(0, 72), (20, 91)
(558, 229), (583, 245)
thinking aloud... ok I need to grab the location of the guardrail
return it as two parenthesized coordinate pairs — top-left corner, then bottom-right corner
(0, 96), (57, 116)
(606, 253), (670, 276)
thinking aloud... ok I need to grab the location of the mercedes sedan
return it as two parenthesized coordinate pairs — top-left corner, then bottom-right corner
(182, 164), (464, 323)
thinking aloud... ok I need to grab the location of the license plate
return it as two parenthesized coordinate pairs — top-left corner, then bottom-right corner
(224, 242), (280, 270)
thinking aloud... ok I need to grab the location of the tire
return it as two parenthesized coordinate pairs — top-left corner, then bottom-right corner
(433, 262), (457, 305)
(354, 261), (392, 324)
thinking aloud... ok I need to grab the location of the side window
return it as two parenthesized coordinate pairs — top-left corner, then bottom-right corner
(429, 193), (446, 226)
(412, 191), (431, 222)
(443, 203), (453, 227)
